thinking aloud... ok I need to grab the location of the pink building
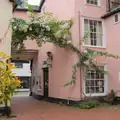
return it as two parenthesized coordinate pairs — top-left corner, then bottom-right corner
(0, 0), (14, 55)
(13, 0), (120, 102)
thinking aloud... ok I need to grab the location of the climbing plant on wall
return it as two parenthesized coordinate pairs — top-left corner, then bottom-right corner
(11, 12), (120, 88)
(11, 12), (73, 51)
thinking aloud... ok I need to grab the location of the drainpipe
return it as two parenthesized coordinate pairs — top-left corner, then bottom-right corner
(78, 11), (83, 100)
(108, 0), (111, 12)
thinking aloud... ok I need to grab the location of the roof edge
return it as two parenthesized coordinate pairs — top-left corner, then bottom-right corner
(102, 8), (120, 19)
(9, 0), (15, 2)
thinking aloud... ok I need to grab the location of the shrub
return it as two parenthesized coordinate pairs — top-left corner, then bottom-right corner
(103, 89), (116, 104)
(75, 100), (100, 109)
(0, 52), (21, 116)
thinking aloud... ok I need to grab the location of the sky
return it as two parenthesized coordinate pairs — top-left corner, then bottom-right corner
(28, 0), (41, 6)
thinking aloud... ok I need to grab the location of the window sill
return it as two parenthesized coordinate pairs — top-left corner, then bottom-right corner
(83, 45), (106, 49)
(114, 21), (120, 25)
(85, 93), (107, 97)
(84, 3), (101, 8)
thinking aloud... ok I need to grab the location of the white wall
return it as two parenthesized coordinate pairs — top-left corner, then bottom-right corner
(0, 0), (13, 55)
(12, 63), (31, 77)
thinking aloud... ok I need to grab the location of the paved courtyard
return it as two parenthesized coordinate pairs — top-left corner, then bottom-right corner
(5, 96), (120, 120)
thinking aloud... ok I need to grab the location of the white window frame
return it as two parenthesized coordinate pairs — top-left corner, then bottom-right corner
(83, 65), (108, 97)
(85, 0), (101, 6)
(82, 17), (106, 48)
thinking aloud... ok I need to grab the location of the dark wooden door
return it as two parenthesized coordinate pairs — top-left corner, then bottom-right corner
(43, 68), (49, 97)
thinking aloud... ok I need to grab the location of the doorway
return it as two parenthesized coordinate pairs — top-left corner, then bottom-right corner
(43, 68), (49, 98)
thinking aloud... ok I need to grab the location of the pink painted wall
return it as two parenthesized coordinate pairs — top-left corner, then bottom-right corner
(13, 11), (39, 50)
(77, 0), (109, 97)
(36, 0), (108, 100)
(77, 0), (120, 96)
(36, 0), (81, 101)
(75, 0), (106, 18)
(14, 0), (120, 100)
(28, 0), (109, 100)
(104, 15), (120, 96)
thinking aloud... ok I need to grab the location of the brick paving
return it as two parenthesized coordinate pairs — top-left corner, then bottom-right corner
(6, 96), (120, 120)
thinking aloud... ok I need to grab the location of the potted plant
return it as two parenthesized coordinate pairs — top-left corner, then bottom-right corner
(0, 52), (21, 116)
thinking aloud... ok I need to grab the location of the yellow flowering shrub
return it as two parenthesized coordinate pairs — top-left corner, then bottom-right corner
(0, 52), (21, 107)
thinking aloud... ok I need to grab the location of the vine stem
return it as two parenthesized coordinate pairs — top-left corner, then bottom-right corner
(78, 11), (87, 100)
(78, 11), (83, 100)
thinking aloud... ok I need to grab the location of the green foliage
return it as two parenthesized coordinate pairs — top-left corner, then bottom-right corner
(0, 52), (21, 108)
(74, 100), (100, 109)
(11, 11), (120, 89)
(103, 89), (116, 104)
(64, 65), (76, 86)
(11, 12), (73, 51)
(24, 2), (34, 13)
(87, 49), (120, 59)
(64, 80), (75, 87)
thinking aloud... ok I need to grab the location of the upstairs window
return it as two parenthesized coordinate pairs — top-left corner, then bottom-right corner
(86, 0), (99, 6)
(84, 19), (103, 47)
(114, 14), (119, 23)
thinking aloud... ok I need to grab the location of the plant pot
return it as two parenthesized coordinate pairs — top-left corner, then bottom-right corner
(0, 102), (11, 116)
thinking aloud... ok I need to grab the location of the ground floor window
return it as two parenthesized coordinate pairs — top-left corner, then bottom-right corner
(85, 66), (106, 95)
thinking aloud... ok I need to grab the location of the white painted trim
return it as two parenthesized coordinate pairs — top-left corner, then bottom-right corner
(81, 17), (85, 41)
(83, 45), (106, 49)
(85, 93), (106, 97)
(85, 0), (101, 7)
(104, 65), (108, 95)
(83, 65), (108, 97)
(102, 19), (106, 48)
(84, 0), (87, 4)
(82, 17), (106, 48)
(81, 15), (103, 20)
(98, 0), (101, 6)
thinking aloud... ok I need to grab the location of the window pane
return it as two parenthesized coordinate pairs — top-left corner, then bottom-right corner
(17, 0), (28, 9)
(17, 0), (41, 10)
(86, 0), (98, 5)
(96, 34), (102, 46)
(85, 66), (105, 94)
(115, 14), (119, 23)
(84, 19), (102, 46)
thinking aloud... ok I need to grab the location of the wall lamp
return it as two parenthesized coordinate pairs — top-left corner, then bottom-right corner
(47, 51), (53, 61)
(46, 51), (53, 67)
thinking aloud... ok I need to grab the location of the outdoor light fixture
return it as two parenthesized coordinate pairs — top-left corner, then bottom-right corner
(47, 51), (53, 61)
(46, 51), (53, 67)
